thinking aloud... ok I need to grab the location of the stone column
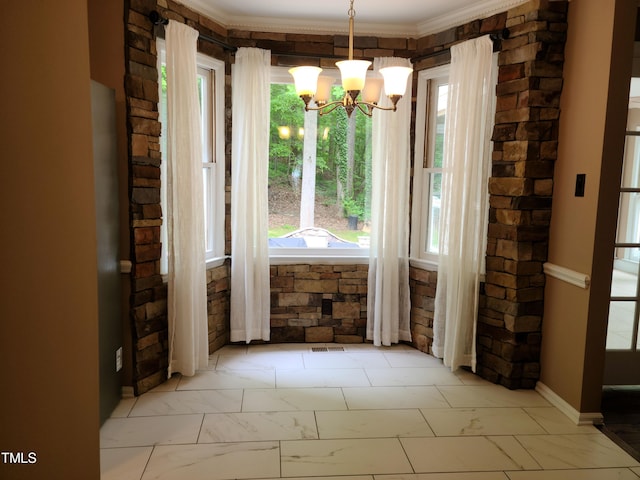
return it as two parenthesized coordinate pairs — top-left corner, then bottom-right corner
(477, 0), (568, 389)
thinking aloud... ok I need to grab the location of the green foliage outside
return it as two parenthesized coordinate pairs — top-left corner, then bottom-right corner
(269, 83), (373, 230)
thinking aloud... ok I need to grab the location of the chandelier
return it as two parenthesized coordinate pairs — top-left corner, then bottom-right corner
(288, 0), (413, 117)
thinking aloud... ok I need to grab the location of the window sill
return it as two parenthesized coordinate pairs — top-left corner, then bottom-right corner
(408, 257), (486, 283)
(409, 257), (439, 271)
(206, 256), (227, 269)
(269, 248), (370, 265)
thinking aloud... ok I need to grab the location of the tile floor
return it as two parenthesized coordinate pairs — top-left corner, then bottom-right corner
(100, 343), (640, 480)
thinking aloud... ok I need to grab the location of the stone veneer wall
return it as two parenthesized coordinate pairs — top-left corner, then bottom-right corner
(207, 260), (231, 351)
(270, 264), (368, 343)
(408, 0), (568, 388)
(409, 267), (438, 354)
(124, 0), (232, 394)
(124, 0), (567, 393)
(482, 1), (567, 389)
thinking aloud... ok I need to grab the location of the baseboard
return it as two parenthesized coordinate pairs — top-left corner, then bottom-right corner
(121, 386), (135, 398)
(536, 381), (604, 425)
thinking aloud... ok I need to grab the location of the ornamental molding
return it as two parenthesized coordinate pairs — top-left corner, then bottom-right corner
(180, 0), (531, 38)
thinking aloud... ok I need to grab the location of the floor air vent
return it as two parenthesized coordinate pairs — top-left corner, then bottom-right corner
(311, 346), (345, 352)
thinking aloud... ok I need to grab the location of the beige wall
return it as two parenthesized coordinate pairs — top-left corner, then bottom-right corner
(542, 0), (636, 413)
(0, 1), (100, 479)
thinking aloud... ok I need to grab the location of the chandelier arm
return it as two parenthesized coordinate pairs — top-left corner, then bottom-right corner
(354, 102), (374, 117)
(357, 101), (397, 113)
(299, 98), (346, 116)
(318, 102), (348, 116)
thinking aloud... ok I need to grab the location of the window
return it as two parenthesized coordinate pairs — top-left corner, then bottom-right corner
(268, 67), (371, 258)
(157, 40), (226, 274)
(411, 65), (449, 266)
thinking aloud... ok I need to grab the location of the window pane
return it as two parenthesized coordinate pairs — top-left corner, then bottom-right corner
(617, 192), (640, 243)
(620, 134), (640, 188)
(203, 166), (213, 254)
(197, 69), (213, 165)
(268, 82), (371, 249)
(607, 301), (636, 350)
(427, 172), (441, 254)
(433, 84), (447, 168)
(611, 259), (639, 297)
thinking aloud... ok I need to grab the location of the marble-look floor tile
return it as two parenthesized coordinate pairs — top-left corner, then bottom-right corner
(128, 390), (243, 416)
(100, 447), (153, 480)
(303, 352), (391, 369)
(141, 441), (280, 480)
(343, 386), (449, 410)
(454, 369), (495, 386)
(213, 345), (248, 355)
(281, 438), (413, 476)
(343, 343), (412, 352)
(366, 367), (463, 386)
(437, 385), (550, 408)
(247, 343), (316, 353)
(515, 433), (640, 469)
(216, 352), (304, 370)
(382, 351), (444, 368)
(523, 407), (599, 434)
(505, 468), (640, 479)
(199, 411), (318, 442)
(316, 409), (434, 439)
(421, 408), (546, 436)
(148, 374), (181, 392)
(376, 473), (509, 480)
(276, 368), (371, 388)
(266, 477), (372, 480)
(242, 387), (348, 412)
(100, 414), (203, 448)
(109, 397), (137, 418)
(176, 369), (275, 390)
(401, 436), (540, 472)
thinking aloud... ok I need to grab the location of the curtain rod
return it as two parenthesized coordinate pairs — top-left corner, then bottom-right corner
(410, 28), (510, 63)
(149, 11), (238, 52)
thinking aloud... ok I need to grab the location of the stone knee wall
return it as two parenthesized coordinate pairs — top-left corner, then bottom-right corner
(207, 260), (231, 352)
(409, 266), (438, 354)
(270, 264), (368, 343)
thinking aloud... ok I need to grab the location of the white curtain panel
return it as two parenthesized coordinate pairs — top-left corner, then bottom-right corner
(366, 57), (413, 346)
(432, 36), (497, 371)
(165, 20), (209, 377)
(230, 47), (271, 343)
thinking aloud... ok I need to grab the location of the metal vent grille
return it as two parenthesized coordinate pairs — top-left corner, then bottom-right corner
(310, 346), (345, 352)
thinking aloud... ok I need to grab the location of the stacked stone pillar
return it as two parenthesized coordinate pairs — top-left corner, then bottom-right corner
(477, 0), (568, 388)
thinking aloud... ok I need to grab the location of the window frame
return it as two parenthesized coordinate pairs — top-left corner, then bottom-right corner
(157, 39), (226, 274)
(410, 65), (450, 270)
(268, 66), (370, 264)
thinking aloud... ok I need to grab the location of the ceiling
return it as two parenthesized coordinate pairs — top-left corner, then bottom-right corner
(180, 0), (529, 37)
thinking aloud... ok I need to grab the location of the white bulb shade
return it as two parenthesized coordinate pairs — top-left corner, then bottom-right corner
(336, 60), (371, 91)
(379, 66), (413, 96)
(289, 66), (322, 96)
(361, 76), (383, 104)
(315, 75), (335, 103)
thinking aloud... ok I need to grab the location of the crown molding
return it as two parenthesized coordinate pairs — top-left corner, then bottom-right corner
(181, 0), (530, 38)
(416, 0), (530, 37)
